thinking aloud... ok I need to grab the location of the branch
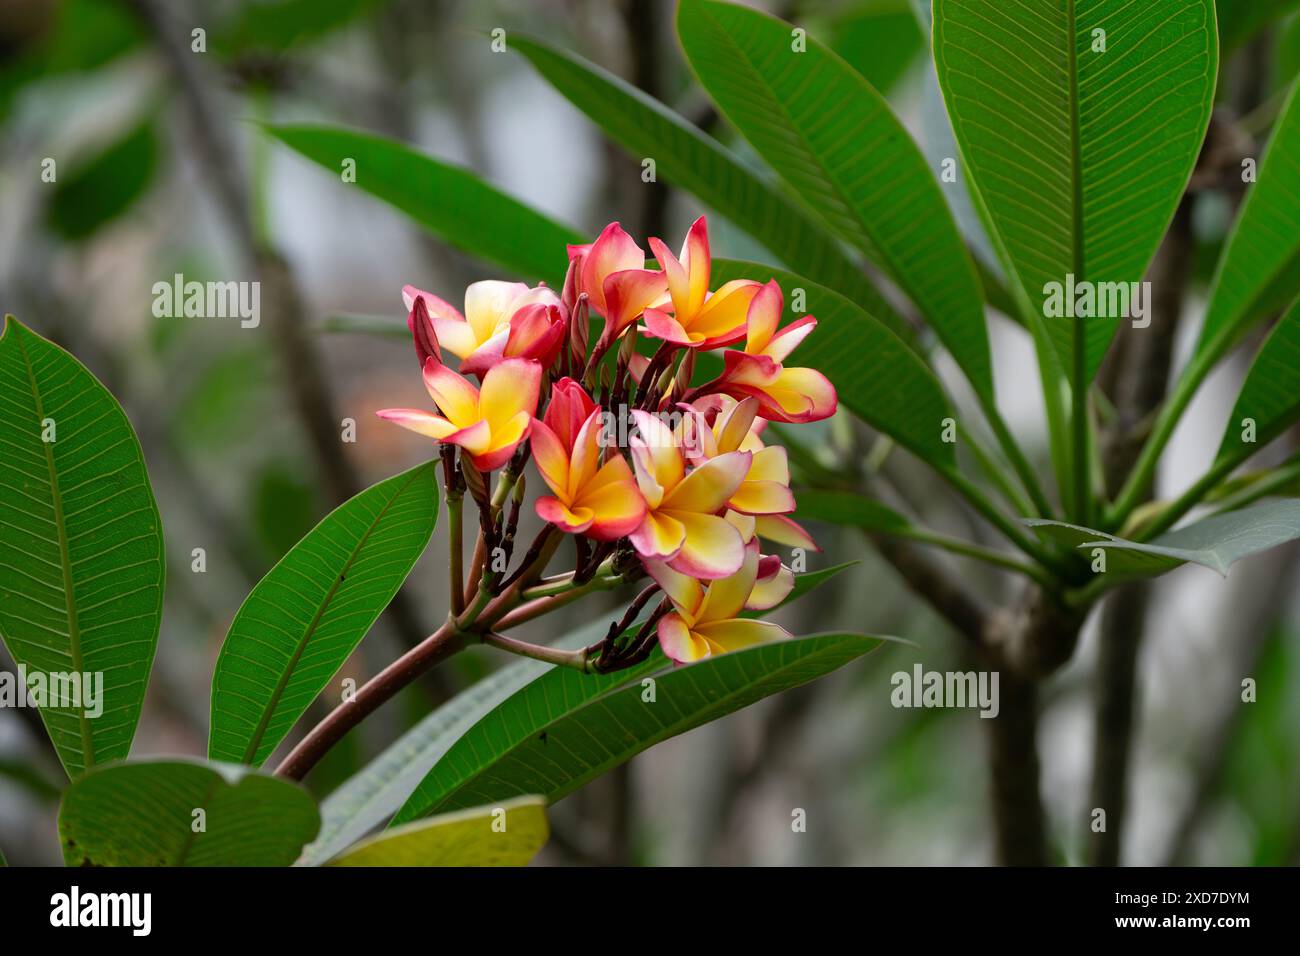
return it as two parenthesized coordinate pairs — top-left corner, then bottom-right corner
(123, 0), (439, 665)
(1087, 196), (1195, 865)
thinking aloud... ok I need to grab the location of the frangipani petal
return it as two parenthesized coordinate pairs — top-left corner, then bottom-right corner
(729, 478), (796, 516)
(743, 280), (782, 354)
(661, 450), (750, 514)
(580, 222), (645, 316)
(688, 279), (759, 347)
(643, 558), (705, 617)
(576, 459), (646, 541)
(443, 419), (493, 457)
(528, 418), (570, 499)
(747, 445), (790, 484)
(658, 613), (709, 664)
(535, 496), (594, 534)
(666, 511), (746, 579)
(403, 284), (465, 325)
(463, 279), (531, 342)
(764, 315), (817, 363)
(602, 269), (668, 344)
(746, 556), (794, 610)
(754, 513), (820, 552)
(423, 359), (480, 426)
(695, 542), (759, 622)
(543, 377), (597, 453)
(478, 358), (542, 433)
(375, 408), (457, 439)
(695, 618), (790, 654)
(630, 509), (686, 560)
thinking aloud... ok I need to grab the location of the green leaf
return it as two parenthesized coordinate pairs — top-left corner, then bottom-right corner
(1029, 499), (1300, 578)
(303, 562), (853, 860)
(59, 759), (319, 866)
(215, 0), (380, 57)
(209, 463), (439, 767)
(1217, 298), (1300, 463)
(710, 260), (956, 470)
(821, 0), (924, 95)
(265, 124), (581, 286)
(1217, 0), (1300, 54)
(510, 34), (912, 342)
(299, 628), (585, 866)
(326, 796), (547, 866)
(1195, 82), (1300, 367)
(934, 0), (1217, 383)
(47, 118), (159, 241)
(0, 316), (164, 779)
(678, 0), (992, 401)
(395, 630), (890, 823)
(792, 489), (912, 535)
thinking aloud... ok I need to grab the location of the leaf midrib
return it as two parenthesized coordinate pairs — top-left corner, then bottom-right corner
(16, 328), (94, 769)
(420, 635), (872, 816)
(1066, 0), (1088, 518)
(239, 465), (427, 763)
(171, 776), (220, 866)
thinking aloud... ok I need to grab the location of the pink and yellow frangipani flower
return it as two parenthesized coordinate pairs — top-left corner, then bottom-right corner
(567, 222), (668, 349)
(376, 357), (541, 472)
(712, 280), (837, 423)
(646, 543), (792, 665)
(530, 381), (645, 541)
(627, 410), (749, 579)
(403, 280), (564, 376)
(678, 395), (795, 517)
(644, 216), (760, 349)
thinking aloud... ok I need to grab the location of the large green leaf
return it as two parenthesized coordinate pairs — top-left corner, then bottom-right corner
(710, 260), (955, 470)
(678, 0), (992, 401)
(934, 0), (1217, 383)
(326, 796), (547, 866)
(303, 562), (853, 860)
(1029, 499), (1300, 578)
(209, 463), (439, 766)
(265, 124), (580, 286)
(1195, 82), (1300, 367)
(1217, 298), (1300, 464)
(395, 630), (890, 823)
(510, 35), (911, 342)
(59, 759), (320, 866)
(0, 316), (164, 779)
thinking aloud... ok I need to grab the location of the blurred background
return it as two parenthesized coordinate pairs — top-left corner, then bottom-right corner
(0, 0), (1297, 866)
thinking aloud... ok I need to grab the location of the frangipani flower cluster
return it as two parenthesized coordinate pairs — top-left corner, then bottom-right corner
(378, 216), (837, 667)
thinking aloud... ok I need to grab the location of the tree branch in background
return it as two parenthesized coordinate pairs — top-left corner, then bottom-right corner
(1088, 197), (1194, 866)
(1164, 543), (1298, 865)
(122, 0), (438, 667)
(985, 669), (1047, 865)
